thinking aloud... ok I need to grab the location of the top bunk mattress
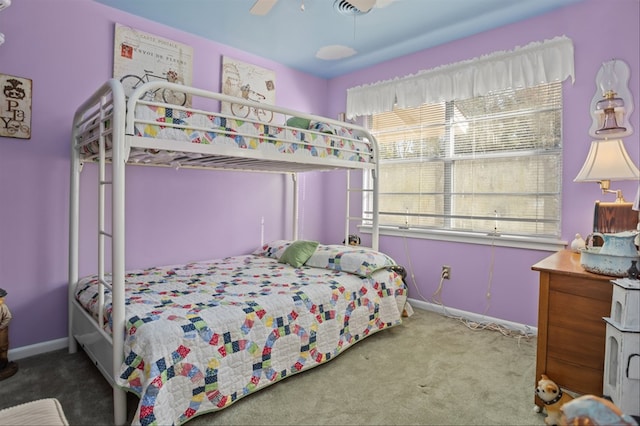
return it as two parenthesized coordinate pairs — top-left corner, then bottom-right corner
(73, 80), (378, 172)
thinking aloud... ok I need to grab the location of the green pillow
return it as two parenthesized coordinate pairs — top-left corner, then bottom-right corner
(286, 116), (311, 130)
(278, 240), (319, 268)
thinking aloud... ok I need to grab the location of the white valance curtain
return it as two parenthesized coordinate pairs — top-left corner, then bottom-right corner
(346, 36), (574, 119)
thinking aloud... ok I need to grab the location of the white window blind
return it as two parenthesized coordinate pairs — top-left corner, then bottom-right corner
(367, 82), (563, 239)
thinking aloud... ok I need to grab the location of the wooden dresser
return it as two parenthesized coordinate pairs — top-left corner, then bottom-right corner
(531, 250), (614, 406)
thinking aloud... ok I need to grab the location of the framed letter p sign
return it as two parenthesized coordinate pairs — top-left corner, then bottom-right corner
(0, 74), (32, 139)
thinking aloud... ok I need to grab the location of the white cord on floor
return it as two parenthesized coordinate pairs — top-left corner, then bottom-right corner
(402, 234), (534, 342)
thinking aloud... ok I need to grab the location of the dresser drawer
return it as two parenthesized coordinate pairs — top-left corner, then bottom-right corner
(549, 273), (613, 300)
(546, 356), (605, 395)
(548, 288), (611, 334)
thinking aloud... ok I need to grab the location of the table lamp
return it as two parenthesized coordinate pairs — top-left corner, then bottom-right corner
(574, 139), (640, 203)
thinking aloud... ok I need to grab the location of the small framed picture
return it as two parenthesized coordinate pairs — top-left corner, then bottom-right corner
(0, 73), (32, 139)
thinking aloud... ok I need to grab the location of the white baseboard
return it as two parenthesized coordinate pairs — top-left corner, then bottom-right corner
(408, 297), (538, 336)
(8, 338), (68, 361)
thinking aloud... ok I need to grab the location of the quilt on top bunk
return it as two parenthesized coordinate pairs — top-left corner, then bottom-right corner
(74, 241), (407, 426)
(78, 104), (373, 164)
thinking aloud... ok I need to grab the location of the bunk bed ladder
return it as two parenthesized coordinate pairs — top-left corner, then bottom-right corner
(96, 118), (114, 333)
(345, 169), (379, 251)
(109, 84), (128, 426)
(292, 173), (298, 241)
(68, 79), (128, 425)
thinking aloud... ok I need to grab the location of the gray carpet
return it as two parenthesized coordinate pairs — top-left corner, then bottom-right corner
(0, 309), (546, 425)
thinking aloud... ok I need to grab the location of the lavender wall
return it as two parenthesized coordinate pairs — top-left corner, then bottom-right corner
(0, 0), (638, 352)
(326, 0), (640, 326)
(0, 0), (330, 349)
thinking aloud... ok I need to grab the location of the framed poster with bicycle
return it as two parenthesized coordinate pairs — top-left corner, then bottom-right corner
(113, 23), (193, 107)
(0, 73), (31, 139)
(221, 56), (276, 123)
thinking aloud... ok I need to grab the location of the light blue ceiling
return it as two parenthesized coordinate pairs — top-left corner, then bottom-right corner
(94, 0), (584, 79)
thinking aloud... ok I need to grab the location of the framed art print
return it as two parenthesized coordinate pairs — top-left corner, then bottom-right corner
(0, 73), (32, 139)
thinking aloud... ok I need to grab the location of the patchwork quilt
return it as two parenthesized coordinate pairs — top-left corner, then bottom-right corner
(75, 243), (406, 426)
(77, 105), (373, 164)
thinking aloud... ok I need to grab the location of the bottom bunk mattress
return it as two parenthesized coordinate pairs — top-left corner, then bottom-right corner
(74, 241), (408, 426)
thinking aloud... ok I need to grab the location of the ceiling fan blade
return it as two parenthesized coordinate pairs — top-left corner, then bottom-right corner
(250, 0), (278, 15)
(348, 0), (376, 13)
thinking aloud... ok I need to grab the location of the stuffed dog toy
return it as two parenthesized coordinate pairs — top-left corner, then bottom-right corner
(560, 395), (638, 426)
(343, 234), (361, 246)
(535, 374), (574, 426)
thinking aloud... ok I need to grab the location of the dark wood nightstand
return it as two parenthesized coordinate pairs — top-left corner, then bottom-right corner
(531, 249), (614, 407)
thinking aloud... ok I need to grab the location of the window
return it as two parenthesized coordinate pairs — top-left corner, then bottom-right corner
(366, 82), (562, 240)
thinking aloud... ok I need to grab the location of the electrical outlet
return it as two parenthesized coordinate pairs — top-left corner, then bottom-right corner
(441, 265), (451, 280)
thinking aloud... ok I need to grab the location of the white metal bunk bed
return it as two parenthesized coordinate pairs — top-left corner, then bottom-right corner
(68, 79), (406, 425)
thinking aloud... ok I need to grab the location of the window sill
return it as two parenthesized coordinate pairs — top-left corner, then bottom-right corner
(360, 225), (567, 252)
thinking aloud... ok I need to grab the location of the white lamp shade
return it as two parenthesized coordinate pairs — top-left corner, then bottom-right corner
(574, 139), (640, 182)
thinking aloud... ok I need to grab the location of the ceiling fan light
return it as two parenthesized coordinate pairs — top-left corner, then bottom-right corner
(316, 45), (358, 60)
